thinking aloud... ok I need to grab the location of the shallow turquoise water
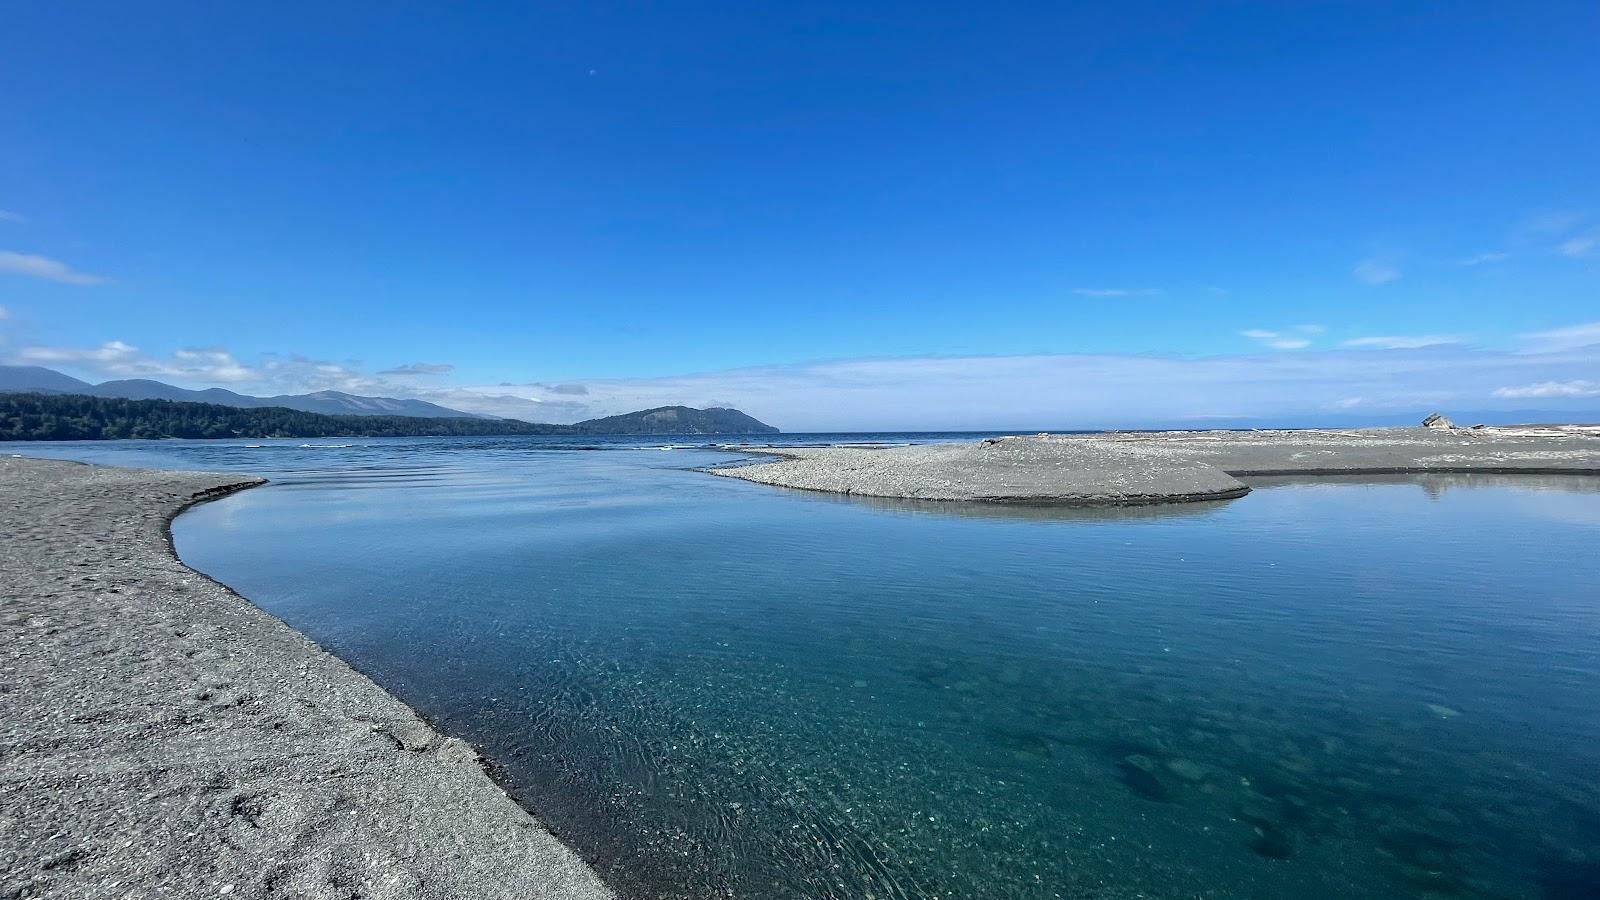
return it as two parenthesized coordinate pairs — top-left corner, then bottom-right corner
(17, 438), (1600, 898)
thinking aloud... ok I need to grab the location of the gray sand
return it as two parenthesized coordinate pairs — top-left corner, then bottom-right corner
(711, 425), (1600, 505)
(0, 457), (613, 900)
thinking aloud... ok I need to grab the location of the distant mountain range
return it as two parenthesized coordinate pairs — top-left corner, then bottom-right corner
(0, 393), (780, 440)
(0, 365), (484, 419)
(0, 367), (780, 439)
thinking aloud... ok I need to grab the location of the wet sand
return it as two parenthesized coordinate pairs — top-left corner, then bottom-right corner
(711, 426), (1600, 505)
(0, 457), (613, 900)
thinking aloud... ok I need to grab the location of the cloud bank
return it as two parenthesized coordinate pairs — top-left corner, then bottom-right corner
(8, 323), (1599, 430)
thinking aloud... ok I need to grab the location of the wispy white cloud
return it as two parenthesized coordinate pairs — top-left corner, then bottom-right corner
(1341, 335), (1464, 350)
(170, 347), (257, 382)
(1492, 380), (1600, 400)
(0, 250), (106, 285)
(1558, 229), (1599, 259)
(1072, 287), (1163, 298)
(1241, 325), (1322, 350)
(12, 342), (258, 382)
(15, 340), (139, 366)
(0, 210), (24, 223)
(1459, 252), (1510, 266)
(377, 362), (455, 376)
(1502, 211), (1599, 258)
(1519, 321), (1600, 352)
(1324, 391), (1457, 411)
(0, 305), (9, 321)
(1352, 257), (1401, 285)
(228, 356), (597, 420)
(1509, 210), (1584, 246)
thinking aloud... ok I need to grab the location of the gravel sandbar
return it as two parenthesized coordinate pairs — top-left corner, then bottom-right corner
(711, 426), (1600, 505)
(0, 457), (613, 900)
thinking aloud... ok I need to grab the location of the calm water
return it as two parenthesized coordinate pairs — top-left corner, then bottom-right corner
(15, 437), (1600, 898)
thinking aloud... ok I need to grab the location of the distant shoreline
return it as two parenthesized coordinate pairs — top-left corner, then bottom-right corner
(0, 391), (778, 441)
(0, 456), (614, 899)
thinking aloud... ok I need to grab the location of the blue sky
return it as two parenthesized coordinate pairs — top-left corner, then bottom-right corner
(1, 1), (1597, 429)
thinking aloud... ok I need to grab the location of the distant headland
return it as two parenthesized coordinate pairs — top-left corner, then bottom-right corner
(0, 364), (488, 418)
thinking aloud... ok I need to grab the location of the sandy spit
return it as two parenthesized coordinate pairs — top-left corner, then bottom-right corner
(0, 457), (614, 900)
(710, 426), (1600, 505)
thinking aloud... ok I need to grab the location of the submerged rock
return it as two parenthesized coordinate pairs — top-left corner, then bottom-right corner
(1118, 755), (1173, 802)
(988, 727), (1054, 762)
(1164, 758), (1212, 783)
(1248, 821), (1297, 860)
(1237, 801), (1298, 860)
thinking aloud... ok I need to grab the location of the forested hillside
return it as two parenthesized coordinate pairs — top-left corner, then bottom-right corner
(0, 393), (779, 440)
(0, 394), (566, 441)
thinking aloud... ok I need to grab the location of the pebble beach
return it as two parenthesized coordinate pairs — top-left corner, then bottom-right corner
(0, 456), (613, 900)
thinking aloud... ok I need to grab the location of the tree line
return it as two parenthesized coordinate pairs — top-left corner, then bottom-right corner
(0, 393), (568, 441)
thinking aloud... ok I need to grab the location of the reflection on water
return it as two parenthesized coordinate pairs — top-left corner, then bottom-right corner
(763, 486), (1242, 522)
(17, 438), (1600, 899)
(1244, 470), (1600, 495)
(1242, 472), (1600, 528)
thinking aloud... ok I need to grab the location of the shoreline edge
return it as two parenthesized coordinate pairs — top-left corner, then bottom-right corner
(1, 456), (615, 900)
